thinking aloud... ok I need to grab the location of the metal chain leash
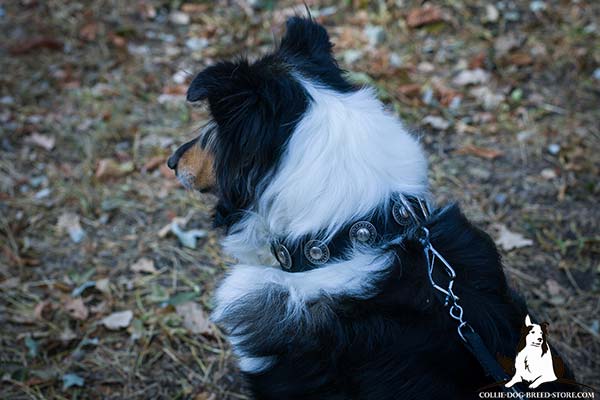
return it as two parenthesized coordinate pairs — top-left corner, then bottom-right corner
(416, 225), (522, 395)
(417, 226), (475, 342)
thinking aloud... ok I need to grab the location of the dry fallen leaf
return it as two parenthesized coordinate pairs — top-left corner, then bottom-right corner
(171, 223), (207, 249)
(25, 133), (55, 151)
(60, 327), (78, 343)
(108, 32), (127, 47)
(455, 145), (504, 160)
(193, 392), (216, 400)
(181, 3), (209, 14)
(540, 168), (557, 179)
(95, 278), (110, 294)
(101, 310), (133, 330)
(130, 257), (157, 274)
(0, 277), (20, 289)
(79, 22), (99, 41)
(406, 6), (443, 28)
(493, 224), (533, 251)
(158, 215), (190, 238)
(9, 37), (63, 55)
(162, 84), (187, 95)
(90, 300), (109, 315)
(64, 298), (89, 320)
(422, 115), (450, 130)
(176, 301), (212, 335)
(397, 83), (422, 98)
(34, 300), (53, 320)
(143, 155), (167, 172)
(452, 69), (490, 86)
(546, 279), (563, 297)
(95, 159), (134, 180)
(508, 52), (533, 66)
(57, 212), (86, 243)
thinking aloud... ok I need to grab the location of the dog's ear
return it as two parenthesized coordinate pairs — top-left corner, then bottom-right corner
(279, 16), (334, 61)
(525, 314), (533, 327)
(187, 61), (242, 103)
(187, 68), (212, 102)
(540, 322), (549, 333)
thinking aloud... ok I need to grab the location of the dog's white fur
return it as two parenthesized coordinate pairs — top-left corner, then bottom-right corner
(506, 315), (557, 389)
(214, 79), (427, 372)
(213, 250), (395, 372)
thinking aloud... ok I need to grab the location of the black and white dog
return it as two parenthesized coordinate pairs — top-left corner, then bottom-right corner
(168, 17), (572, 400)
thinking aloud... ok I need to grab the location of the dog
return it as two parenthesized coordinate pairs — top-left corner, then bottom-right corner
(167, 16), (573, 400)
(506, 315), (558, 389)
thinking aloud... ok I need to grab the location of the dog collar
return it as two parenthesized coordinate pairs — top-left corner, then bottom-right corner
(270, 194), (430, 272)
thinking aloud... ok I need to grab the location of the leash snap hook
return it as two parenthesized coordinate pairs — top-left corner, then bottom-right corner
(457, 321), (475, 342)
(415, 226), (430, 246)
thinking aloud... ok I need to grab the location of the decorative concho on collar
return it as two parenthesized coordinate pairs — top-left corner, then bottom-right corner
(271, 194), (431, 272)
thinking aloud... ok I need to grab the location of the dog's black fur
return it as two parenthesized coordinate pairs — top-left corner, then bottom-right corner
(218, 205), (531, 399)
(183, 16), (574, 400)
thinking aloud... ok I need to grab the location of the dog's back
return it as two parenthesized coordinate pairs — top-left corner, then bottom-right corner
(239, 206), (527, 400)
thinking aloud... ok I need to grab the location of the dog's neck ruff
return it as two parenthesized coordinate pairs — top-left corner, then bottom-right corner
(271, 193), (430, 272)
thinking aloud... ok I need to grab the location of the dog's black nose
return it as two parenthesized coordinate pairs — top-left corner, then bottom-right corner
(167, 153), (179, 170)
(538, 338), (543, 342)
(167, 137), (200, 170)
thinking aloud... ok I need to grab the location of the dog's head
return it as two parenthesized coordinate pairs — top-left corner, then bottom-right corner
(167, 16), (355, 228)
(518, 314), (550, 354)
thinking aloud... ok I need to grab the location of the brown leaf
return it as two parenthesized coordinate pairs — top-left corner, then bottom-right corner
(162, 85), (187, 95)
(181, 3), (208, 14)
(34, 300), (52, 320)
(176, 302), (212, 335)
(138, 2), (157, 19)
(108, 32), (126, 47)
(130, 257), (157, 273)
(397, 83), (422, 98)
(143, 155), (167, 172)
(193, 393), (216, 400)
(508, 52), (533, 66)
(9, 37), (63, 55)
(406, 6), (443, 28)
(455, 145), (503, 160)
(468, 52), (487, 69)
(432, 81), (461, 107)
(159, 163), (177, 179)
(79, 22), (99, 41)
(64, 298), (89, 320)
(95, 158), (134, 180)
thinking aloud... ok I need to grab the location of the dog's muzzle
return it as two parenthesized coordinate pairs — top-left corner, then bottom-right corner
(166, 136), (216, 193)
(167, 137), (199, 170)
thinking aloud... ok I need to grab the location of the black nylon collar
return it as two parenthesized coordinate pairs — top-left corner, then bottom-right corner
(270, 194), (430, 272)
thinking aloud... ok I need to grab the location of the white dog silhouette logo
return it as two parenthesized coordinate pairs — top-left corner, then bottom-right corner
(505, 315), (558, 389)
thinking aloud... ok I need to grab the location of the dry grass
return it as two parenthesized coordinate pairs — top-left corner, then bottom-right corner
(0, 1), (598, 398)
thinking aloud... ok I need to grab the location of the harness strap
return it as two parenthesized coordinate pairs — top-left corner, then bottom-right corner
(461, 330), (512, 384)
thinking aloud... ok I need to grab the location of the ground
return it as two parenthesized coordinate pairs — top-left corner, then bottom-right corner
(0, 1), (598, 399)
